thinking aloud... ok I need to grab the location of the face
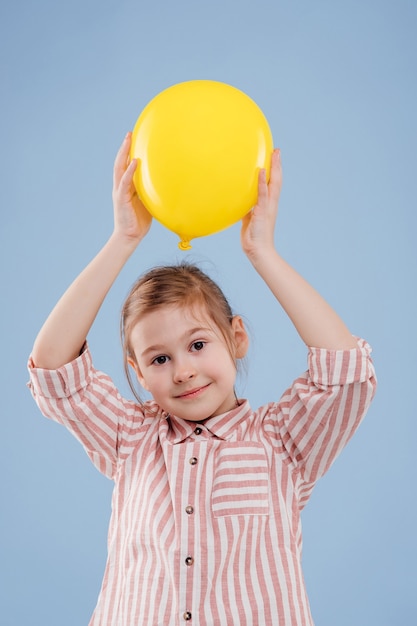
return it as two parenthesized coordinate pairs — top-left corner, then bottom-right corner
(128, 304), (248, 422)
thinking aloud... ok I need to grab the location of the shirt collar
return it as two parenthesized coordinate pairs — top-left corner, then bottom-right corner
(164, 400), (252, 444)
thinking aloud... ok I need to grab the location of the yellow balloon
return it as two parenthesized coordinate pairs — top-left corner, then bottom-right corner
(130, 80), (273, 249)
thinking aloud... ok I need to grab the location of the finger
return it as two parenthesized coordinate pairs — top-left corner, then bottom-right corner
(118, 158), (138, 199)
(113, 132), (132, 189)
(268, 149), (282, 203)
(269, 149), (282, 184)
(257, 168), (269, 207)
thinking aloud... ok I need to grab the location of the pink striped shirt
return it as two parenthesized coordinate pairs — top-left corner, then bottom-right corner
(28, 338), (376, 625)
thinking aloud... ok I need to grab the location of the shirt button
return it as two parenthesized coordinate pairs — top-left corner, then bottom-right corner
(194, 426), (202, 435)
(185, 505), (194, 515)
(183, 611), (192, 620)
(189, 457), (198, 465)
(185, 556), (194, 566)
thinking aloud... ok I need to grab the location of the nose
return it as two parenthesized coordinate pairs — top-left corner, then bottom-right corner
(173, 357), (196, 384)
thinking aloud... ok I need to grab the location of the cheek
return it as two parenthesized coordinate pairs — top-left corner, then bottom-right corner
(208, 351), (236, 381)
(142, 370), (167, 394)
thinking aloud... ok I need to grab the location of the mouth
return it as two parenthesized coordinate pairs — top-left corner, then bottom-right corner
(175, 384), (210, 399)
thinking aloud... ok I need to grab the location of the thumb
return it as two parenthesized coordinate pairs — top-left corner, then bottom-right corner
(241, 209), (253, 229)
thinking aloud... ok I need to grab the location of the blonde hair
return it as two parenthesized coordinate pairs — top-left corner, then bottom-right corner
(121, 262), (240, 402)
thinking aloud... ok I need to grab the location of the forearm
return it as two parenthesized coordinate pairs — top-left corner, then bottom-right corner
(250, 249), (357, 350)
(241, 151), (357, 350)
(31, 232), (139, 369)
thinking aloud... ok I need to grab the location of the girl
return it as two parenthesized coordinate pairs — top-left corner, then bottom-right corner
(28, 133), (376, 625)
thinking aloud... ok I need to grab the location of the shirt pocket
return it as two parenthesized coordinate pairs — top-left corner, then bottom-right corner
(212, 442), (270, 517)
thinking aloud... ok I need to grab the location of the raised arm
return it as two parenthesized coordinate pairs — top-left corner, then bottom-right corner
(241, 150), (357, 350)
(31, 133), (152, 369)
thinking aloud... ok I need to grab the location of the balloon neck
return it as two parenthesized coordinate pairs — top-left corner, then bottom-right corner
(178, 239), (192, 251)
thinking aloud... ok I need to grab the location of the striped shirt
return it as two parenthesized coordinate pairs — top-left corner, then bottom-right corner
(28, 338), (376, 626)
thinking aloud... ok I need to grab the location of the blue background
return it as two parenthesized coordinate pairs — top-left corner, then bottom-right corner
(1, 1), (416, 624)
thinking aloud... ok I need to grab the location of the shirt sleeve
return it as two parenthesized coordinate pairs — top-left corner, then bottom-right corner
(27, 343), (149, 479)
(264, 337), (377, 508)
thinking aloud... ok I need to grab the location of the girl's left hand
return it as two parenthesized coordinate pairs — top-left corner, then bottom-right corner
(240, 148), (282, 260)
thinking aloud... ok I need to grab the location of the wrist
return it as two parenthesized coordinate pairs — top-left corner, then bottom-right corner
(246, 245), (280, 270)
(106, 230), (143, 264)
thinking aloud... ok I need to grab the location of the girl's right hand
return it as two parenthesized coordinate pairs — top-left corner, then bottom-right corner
(31, 133), (152, 370)
(112, 132), (152, 244)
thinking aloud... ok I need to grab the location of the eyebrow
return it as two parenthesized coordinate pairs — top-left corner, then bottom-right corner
(140, 326), (214, 358)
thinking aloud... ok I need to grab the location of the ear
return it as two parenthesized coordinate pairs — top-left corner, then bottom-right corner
(127, 357), (150, 391)
(231, 315), (249, 359)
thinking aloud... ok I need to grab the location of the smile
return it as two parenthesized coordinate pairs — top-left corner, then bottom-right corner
(175, 384), (210, 399)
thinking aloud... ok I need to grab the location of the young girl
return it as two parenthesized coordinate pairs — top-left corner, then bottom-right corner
(28, 133), (376, 626)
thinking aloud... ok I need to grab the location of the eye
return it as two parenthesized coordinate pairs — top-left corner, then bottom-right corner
(152, 355), (169, 365)
(191, 341), (205, 352)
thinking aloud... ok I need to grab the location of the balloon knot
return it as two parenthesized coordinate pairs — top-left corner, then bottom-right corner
(178, 239), (192, 250)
